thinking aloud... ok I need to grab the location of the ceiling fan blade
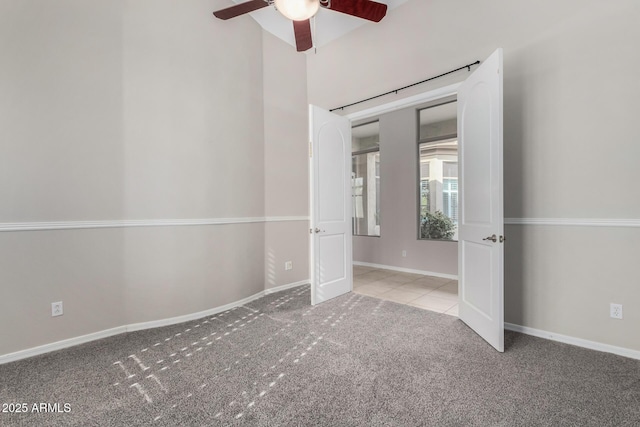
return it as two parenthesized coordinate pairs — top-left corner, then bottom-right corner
(213, 0), (269, 20)
(293, 19), (313, 52)
(324, 0), (387, 22)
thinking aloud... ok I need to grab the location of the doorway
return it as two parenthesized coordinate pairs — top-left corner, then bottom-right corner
(350, 98), (460, 315)
(310, 47), (505, 351)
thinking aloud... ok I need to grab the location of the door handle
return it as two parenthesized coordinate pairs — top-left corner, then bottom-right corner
(314, 227), (325, 233)
(482, 234), (505, 243)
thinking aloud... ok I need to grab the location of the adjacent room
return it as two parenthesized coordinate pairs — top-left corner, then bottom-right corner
(351, 98), (461, 314)
(1, 0), (639, 425)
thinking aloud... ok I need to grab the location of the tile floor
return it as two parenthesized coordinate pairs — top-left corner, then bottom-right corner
(352, 265), (458, 316)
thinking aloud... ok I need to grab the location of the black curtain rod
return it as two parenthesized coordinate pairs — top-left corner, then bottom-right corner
(329, 60), (481, 112)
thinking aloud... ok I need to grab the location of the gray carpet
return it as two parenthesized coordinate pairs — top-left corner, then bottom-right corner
(1, 286), (639, 426)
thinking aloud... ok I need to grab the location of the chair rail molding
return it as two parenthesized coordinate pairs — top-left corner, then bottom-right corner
(4, 217), (637, 232)
(504, 218), (640, 228)
(0, 216), (310, 232)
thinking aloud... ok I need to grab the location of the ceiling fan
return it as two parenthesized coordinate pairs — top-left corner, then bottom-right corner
(213, 0), (388, 52)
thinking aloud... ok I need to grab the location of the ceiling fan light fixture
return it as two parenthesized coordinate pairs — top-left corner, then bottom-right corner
(274, 0), (320, 21)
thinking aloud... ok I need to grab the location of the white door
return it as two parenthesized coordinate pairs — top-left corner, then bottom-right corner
(457, 48), (505, 352)
(309, 105), (353, 305)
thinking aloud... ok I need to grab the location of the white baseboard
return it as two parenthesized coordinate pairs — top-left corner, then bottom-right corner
(353, 261), (458, 281)
(265, 280), (310, 295)
(125, 290), (268, 333)
(6, 284), (637, 365)
(0, 281), (308, 365)
(505, 323), (640, 361)
(0, 326), (127, 365)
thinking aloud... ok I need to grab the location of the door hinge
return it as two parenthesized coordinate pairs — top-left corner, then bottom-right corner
(309, 141), (312, 158)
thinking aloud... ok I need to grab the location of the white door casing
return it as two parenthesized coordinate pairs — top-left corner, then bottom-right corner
(309, 105), (353, 305)
(457, 48), (505, 352)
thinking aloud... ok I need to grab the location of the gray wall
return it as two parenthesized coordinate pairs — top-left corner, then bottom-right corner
(352, 107), (458, 276)
(308, 0), (640, 352)
(0, 1), (306, 357)
(262, 31), (310, 290)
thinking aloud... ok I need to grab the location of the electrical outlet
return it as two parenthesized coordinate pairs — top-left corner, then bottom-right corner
(284, 261), (293, 271)
(610, 303), (623, 319)
(402, 250), (407, 257)
(51, 301), (63, 317)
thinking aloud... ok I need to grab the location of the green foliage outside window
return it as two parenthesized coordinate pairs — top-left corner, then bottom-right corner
(420, 210), (455, 240)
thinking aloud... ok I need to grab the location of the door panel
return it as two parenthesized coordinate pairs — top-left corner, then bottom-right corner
(310, 105), (352, 305)
(318, 234), (346, 285)
(458, 48), (504, 352)
(461, 241), (493, 318)
(318, 126), (347, 223)
(462, 84), (493, 225)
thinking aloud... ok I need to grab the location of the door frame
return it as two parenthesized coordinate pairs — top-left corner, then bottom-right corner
(345, 83), (463, 272)
(309, 83), (463, 301)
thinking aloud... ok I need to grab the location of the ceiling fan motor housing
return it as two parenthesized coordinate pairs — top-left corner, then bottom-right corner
(213, 0), (386, 52)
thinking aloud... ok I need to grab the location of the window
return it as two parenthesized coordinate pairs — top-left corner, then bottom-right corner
(419, 162), (430, 221)
(418, 101), (458, 241)
(352, 121), (380, 236)
(442, 162), (458, 224)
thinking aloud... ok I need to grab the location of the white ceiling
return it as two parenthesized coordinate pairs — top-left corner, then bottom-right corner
(228, 0), (410, 50)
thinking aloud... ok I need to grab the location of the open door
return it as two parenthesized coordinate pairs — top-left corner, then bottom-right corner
(309, 105), (353, 305)
(457, 48), (505, 352)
